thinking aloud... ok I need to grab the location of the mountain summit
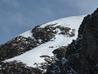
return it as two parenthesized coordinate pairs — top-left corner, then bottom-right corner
(1, 8), (98, 74)
(2, 15), (84, 66)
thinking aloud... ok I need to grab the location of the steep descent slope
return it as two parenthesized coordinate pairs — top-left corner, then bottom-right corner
(4, 15), (84, 67)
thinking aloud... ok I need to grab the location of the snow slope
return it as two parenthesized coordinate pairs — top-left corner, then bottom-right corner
(4, 15), (85, 67)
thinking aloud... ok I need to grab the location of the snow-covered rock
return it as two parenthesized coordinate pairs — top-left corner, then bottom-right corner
(4, 15), (84, 67)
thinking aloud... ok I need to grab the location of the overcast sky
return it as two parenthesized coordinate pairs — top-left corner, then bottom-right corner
(0, 0), (98, 44)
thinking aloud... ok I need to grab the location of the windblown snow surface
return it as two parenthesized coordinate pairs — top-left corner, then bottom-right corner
(4, 15), (84, 67)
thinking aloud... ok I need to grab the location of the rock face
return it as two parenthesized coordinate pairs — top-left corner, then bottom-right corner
(77, 8), (98, 74)
(66, 8), (98, 74)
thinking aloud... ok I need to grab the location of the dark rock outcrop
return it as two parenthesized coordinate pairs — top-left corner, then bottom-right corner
(32, 24), (56, 43)
(66, 8), (98, 74)
(0, 36), (37, 61)
(0, 61), (42, 74)
(77, 8), (98, 74)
